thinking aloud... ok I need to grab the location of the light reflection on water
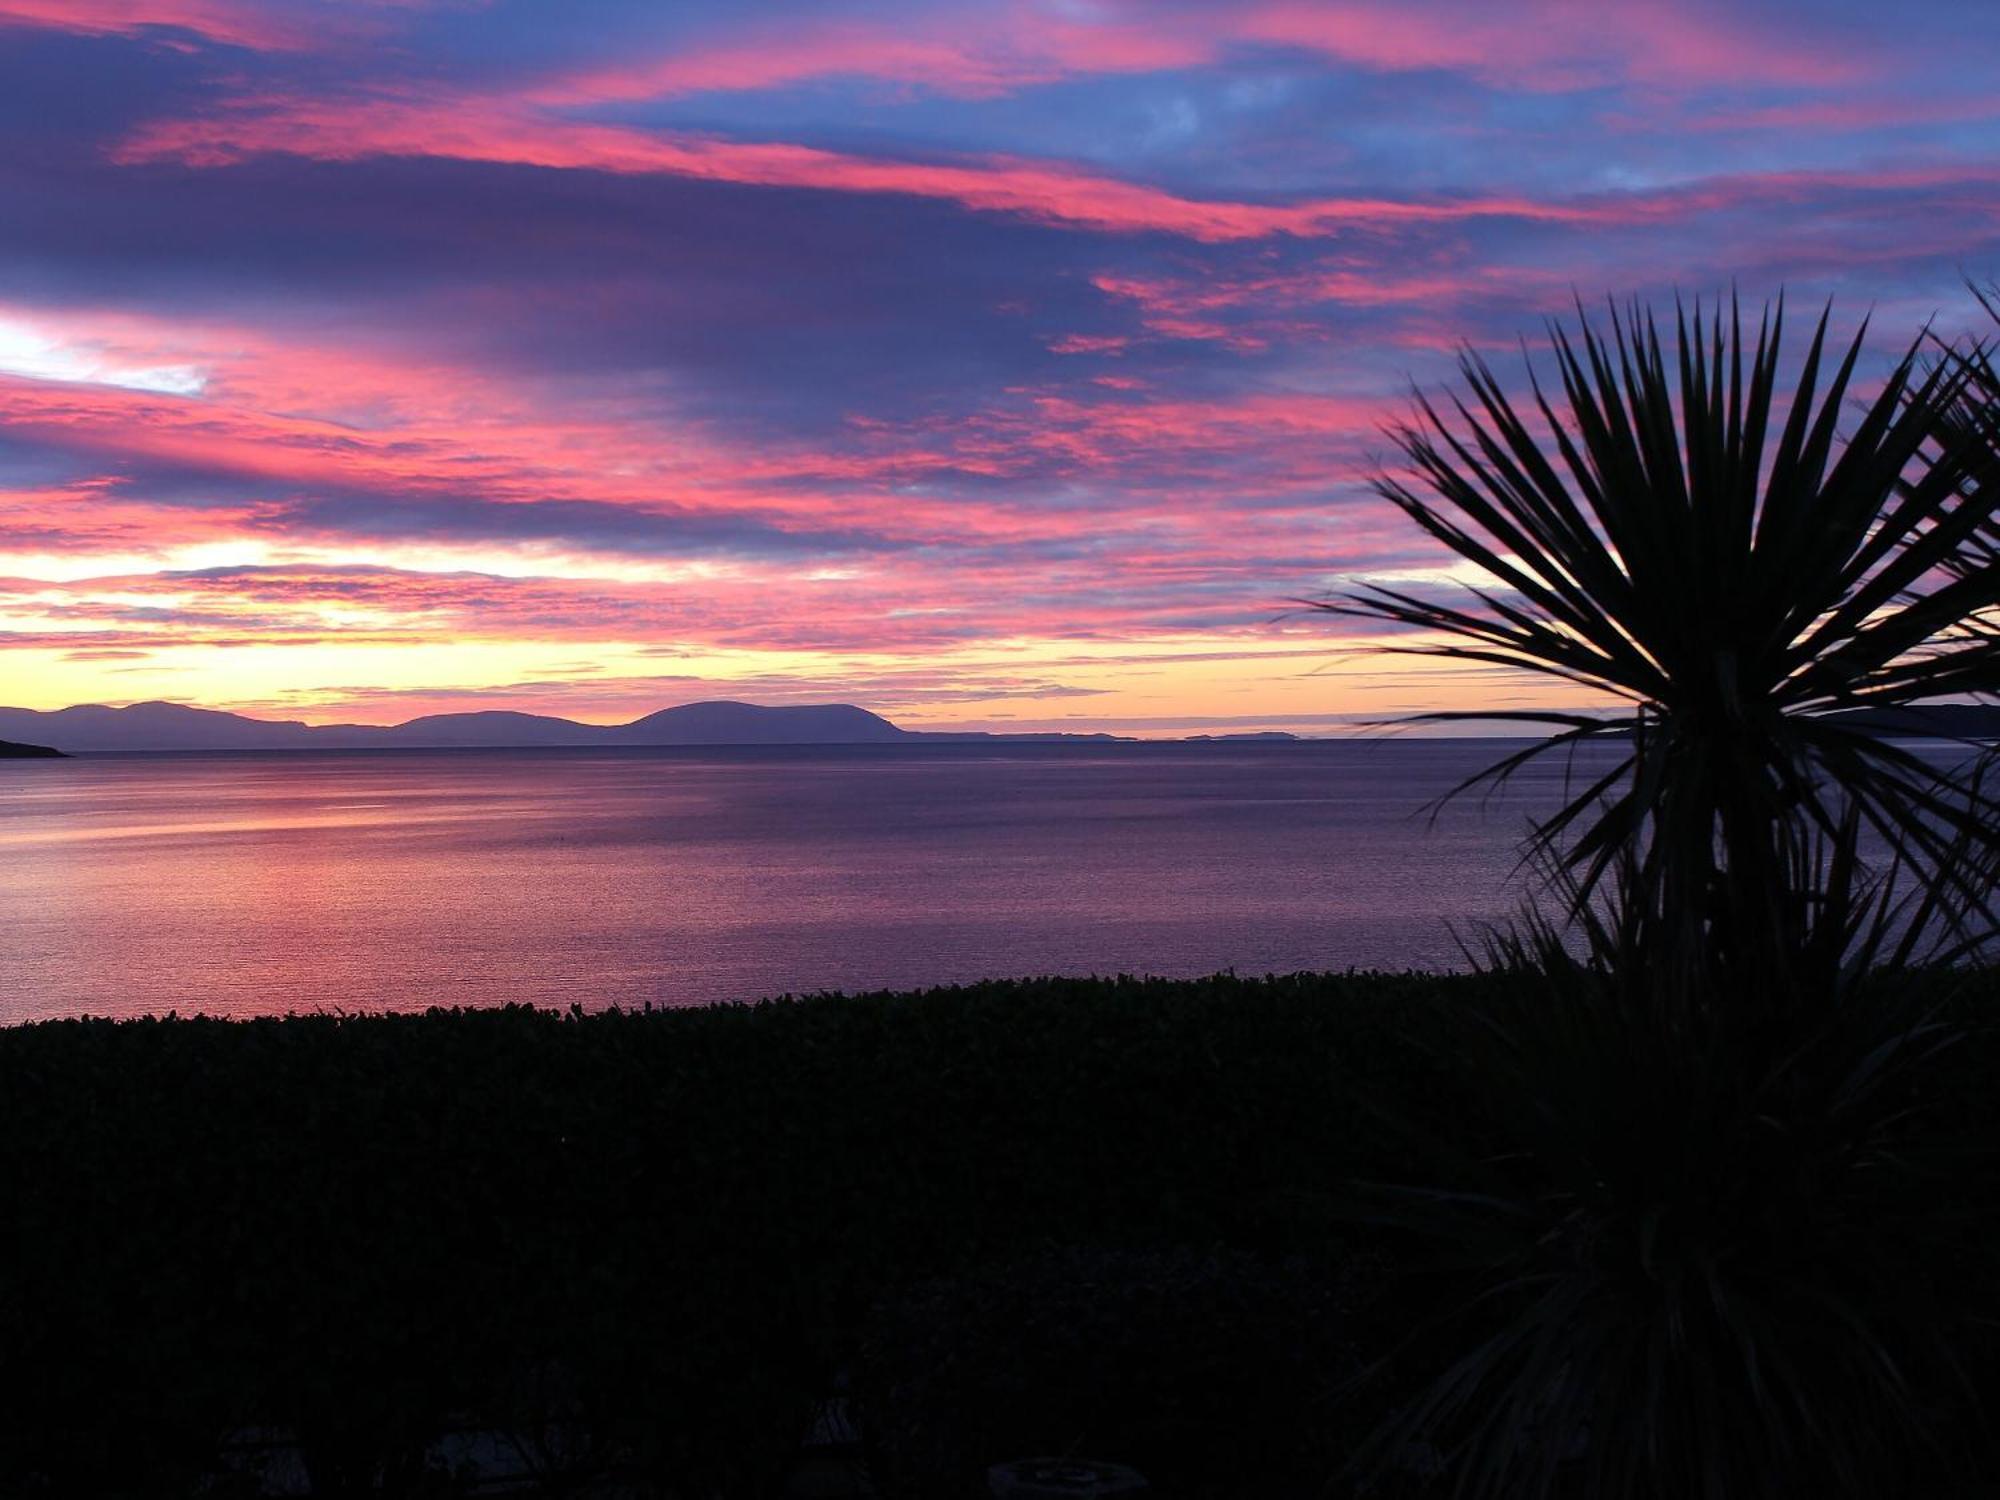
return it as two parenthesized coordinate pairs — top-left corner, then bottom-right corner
(0, 739), (1657, 1022)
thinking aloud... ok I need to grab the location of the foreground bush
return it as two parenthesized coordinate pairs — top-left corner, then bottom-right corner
(0, 972), (1462, 1495)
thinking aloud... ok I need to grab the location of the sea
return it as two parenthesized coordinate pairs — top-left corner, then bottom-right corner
(0, 737), (1634, 1023)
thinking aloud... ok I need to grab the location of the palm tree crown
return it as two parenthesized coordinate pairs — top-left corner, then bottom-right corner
(1323, 297), (2000, 946)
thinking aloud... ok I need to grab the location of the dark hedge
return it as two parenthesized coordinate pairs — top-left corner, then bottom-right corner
(0, 969), (1991, 1495)
(0, 973), (1475, 1494)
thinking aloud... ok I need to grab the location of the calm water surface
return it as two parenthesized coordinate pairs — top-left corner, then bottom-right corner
(0, 740), (1614, 1022)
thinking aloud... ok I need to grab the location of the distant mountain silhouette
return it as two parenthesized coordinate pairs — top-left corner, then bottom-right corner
(0, 738), (63, 758)
(0, 698), (1131, 753)
(0, 701), (331, 752)
(363, 710), (603, 748)
(27, 697), (1991, 755)
(1576, 703), (2000, 743)
(1188, 731), (1302, 741)
(618, 701), (904, 745)
(1820, 703), (2000, 739)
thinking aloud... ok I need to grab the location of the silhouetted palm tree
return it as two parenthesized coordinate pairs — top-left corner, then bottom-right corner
(1321, 296), (2000, 957)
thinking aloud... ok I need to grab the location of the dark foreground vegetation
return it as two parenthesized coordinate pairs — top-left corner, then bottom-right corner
(0, 975), (1501, 1496)
(3, 970), (1999, 1498)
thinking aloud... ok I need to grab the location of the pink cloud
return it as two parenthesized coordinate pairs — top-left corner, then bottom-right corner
(856, 387), (1402, 503)
(0, 326), (1433, 659)
(534, 12), (1209, 106)
(1048, 334), (1131, 355)
(114, 93), (1620, 242)
(1240, 0), (1860, 89)
(118, 84), (2000, 257)
(0, 0), (299, 47)
(0, 302), (1415, 630)
(530, 0), (1868, 110)
(1672, 95), (2000, 134)
(0, 310), (848, 527)
(0, 0), (425, 51)
(1088, 262), (1580, 351)
(0, 538), (1379, 658)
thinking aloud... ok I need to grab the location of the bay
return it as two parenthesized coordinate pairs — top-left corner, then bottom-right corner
(0, 738), (1623, 1022)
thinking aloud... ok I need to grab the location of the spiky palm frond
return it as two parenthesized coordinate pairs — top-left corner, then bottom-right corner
(1320, 296), (2000, 932)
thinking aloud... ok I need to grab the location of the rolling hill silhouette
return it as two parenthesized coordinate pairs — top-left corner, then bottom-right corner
(0, 699), (1124, 752)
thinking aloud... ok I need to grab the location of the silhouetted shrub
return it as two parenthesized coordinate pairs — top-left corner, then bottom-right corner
(0, 973), (1455, 1494)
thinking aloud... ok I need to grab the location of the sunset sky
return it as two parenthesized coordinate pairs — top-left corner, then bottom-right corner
(4, 1), (2000, 733)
